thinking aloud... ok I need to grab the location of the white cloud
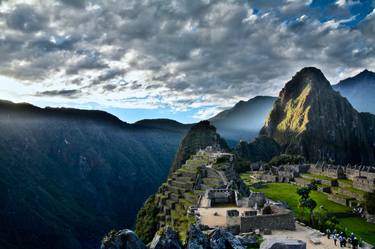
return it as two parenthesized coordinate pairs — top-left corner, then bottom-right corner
(0, 0), (373, 115)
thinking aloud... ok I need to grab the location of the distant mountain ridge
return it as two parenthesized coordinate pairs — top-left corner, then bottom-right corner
(0, 100), (189, 249)
(260, 67), (375, 164)
(209, 96), (276, 147)
(333, 69), (375, 114)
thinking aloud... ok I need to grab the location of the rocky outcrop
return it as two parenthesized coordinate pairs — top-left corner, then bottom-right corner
(170, 121), (229, 174)
(260, 239), (306, 249)
(260, 67), (375, 165)
(103, 226), (260, 249)
(101, 229), (147, 249)
(187, 225), (210, 249)
(209, 228), (245, 249)
(236, 136), (281, 162)
(150, 227), (182, 249)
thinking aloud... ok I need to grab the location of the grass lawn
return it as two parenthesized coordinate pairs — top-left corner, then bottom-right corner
(240, 174), (375, 245)
(249, 182), (351, 214)
(338, 217), (375, 245)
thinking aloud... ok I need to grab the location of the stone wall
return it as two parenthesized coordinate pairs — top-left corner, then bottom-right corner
(353, 176), (375, 193)
(327, 194), (353, 206)
(239, 208), (295, 233)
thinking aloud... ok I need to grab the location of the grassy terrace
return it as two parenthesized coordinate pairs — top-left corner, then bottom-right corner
(301, 172), (335, 181)
(240, 173), (375, 245)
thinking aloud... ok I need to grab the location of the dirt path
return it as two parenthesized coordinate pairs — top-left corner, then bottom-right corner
(264, 223), (345, 249)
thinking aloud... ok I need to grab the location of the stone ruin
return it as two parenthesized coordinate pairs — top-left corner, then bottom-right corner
(256, 162), (375, 193)
(206, 189), (236, 207)
(248, 192), (266, 209)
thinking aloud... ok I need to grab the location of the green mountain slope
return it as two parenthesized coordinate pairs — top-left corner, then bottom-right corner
(0, 100), (189, 249)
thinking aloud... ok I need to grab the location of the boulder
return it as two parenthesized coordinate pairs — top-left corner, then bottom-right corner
(150, 227), (182, 249)
(260, 239), (306, 249)
(101, 229), (147, 249)
(235, 235), (257, 247)
(209, 228), (245, 249)
(187, 225), (210, 249)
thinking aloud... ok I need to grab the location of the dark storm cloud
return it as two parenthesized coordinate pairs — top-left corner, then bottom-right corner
(35, 89), (81, 98)
(59, 0), (86, 8)
(0, 0), (374, 110)
(5, 4), (46, 33)
(91, 68), (126, 85)
(66, 53), (108, 75)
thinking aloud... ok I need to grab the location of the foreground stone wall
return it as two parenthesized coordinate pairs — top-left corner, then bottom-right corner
(239, 208), (295, 232)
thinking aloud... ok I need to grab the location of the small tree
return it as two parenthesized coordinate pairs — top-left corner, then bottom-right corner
(304, 198), (317, 226)
(297, 186), (311, 199)
(268, 154), (305, 166)
(297, 186), (317, 226)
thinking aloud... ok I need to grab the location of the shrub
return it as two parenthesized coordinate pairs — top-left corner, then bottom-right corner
(268, 154), (305, 166)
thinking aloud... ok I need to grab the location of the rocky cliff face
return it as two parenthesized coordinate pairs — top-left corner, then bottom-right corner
(260, 67), (375, 164)
(169, 121), (229, 174)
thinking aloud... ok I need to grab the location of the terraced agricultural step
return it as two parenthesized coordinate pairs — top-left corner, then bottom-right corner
(170, 192), (180, 202)
(294, 177), (311, 186)
(169, 185), (187, 195)
(172, 176), (194, 182)
(331, 187), (365, 201)
(300, 174), (314, 180)
(170, 180), (194, 189)
(184, 192), (197, 202)
(327, 193), (354, 207)
(177, 169), (198, 178)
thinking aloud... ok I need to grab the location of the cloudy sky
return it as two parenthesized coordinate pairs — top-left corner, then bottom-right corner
(0, 0), (374, 123)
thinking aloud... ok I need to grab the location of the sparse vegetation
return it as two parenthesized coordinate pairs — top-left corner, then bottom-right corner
(135, 195), (159, 244)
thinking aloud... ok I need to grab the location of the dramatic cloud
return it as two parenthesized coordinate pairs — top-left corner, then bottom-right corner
(35, 89), (82, 98)
(0, 0), (374, 120)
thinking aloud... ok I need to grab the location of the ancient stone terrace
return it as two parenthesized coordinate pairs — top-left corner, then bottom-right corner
(154, 147), (236, 231)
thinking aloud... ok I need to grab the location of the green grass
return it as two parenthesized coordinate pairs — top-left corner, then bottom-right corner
(240, 175), (375, 245)
(338, 217), (375, 245)
(250, 182), (351, 214)
(338, 178), (352, 184)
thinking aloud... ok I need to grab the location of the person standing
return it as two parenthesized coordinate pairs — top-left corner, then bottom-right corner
(352, 237), (358, 249)
(333, 233), (338, 246)
(326, 228), (331, 239)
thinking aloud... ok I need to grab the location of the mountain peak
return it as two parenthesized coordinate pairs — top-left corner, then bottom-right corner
(358, 69), (375, 78)
(261, 67), (375, 164)
(292, 67), (330, 87)
(169, 121), (228, 173)
(280, 67), (330, 101)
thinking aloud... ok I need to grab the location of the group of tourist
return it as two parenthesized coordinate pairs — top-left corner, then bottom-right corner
(326, 229), (360, 249)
